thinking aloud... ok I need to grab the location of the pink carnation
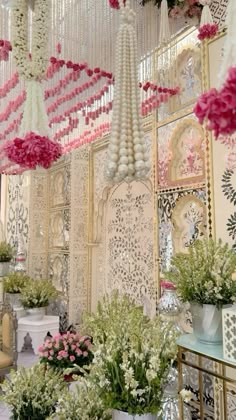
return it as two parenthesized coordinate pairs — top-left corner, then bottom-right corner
(198, 23), (218, 41)
(4, 132), (62, 170)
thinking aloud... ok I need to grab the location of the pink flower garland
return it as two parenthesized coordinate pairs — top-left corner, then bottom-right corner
(194, 66), (236, 138)
(198, 23), (218, 41)
(0, 40), (12, 61)
(4, 132), (62, 169)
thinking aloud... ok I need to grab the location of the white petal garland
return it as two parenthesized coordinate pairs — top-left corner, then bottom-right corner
(12, 0), (49, 80)
(105, 0), (150, 183)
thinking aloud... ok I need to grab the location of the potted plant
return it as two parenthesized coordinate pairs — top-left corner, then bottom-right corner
(20, 279), (58, 320)
(84, 292), (178, 420)
(48, 376), (112, 420)
(4, 272), (31, 309)
(38, 331), (93, 381)
(0, 364), (67, 420)
(166, 238), (236, 344)
(0, 241), (14, 277)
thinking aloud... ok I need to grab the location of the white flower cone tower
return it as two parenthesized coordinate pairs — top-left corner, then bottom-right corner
(105, 0), (150, 183)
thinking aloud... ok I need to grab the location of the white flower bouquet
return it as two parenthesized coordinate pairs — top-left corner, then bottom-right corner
(49, 378), (112, 420)
(166, 239), (236, 307)
(1, 364), (67, 419)
(84, 292), (178, 415)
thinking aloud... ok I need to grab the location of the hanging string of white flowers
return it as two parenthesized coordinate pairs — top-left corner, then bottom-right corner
(105, 0), (150, 183)
(5, 0), (62, 170)
(12, 0), (49, 80)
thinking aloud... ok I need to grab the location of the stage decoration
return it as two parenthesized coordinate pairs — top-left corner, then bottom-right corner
(105, 0), (150, 183)
(197, 1), (218, 41)
(140, 0), (202, 19)
(12, 0), (49, 80)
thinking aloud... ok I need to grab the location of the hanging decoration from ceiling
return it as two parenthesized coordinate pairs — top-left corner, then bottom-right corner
(141, 0), (202, 19)
(194, 0), (236, 138)
(197, 0), (218, 41)
(105, 0), (150, 183)
(4, 0), (62, 170)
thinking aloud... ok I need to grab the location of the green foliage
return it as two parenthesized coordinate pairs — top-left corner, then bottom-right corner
(84, 292), (178, 415)
(3, 272), (31, 293)
(20, 279), (58, 308)
(0, 241), (13, 262)
(166, 239), (236, 307)
(0, 364), (67, 420)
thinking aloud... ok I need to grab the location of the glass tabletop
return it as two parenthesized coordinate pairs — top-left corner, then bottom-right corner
(177, 334), (236, 368)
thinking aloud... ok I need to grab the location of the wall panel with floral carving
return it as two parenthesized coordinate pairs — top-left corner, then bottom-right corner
(90, 131), (156, 315)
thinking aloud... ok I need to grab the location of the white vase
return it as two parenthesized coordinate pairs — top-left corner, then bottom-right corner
(191, 303), (222, 344)
(0, 261), (10, 277)
(112, 410), (156, 420)
(26, 307), (46, 321)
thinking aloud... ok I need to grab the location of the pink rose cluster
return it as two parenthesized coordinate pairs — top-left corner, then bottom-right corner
(4, 132), (62, 170)
(198, 23), (218, 41)
(0, 40), (12, 62)
(38, 331), (93, 370)
(194, 67), (236, 138)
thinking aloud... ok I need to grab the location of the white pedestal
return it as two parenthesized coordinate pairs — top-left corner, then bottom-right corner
(17, 315), (59, 354)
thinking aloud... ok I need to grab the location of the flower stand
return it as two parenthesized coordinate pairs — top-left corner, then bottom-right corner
(17, 315), (59, 354)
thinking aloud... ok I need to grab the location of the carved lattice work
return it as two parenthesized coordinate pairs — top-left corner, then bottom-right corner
(69, 146), (89, 324)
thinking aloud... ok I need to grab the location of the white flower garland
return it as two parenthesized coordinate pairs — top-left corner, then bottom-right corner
(12, 0), (49, 80)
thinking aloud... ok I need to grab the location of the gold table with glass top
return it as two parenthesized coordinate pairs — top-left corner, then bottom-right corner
(177, 334), (236, 420)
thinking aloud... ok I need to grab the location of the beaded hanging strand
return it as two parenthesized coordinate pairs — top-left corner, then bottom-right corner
(105, 0), (150, 183)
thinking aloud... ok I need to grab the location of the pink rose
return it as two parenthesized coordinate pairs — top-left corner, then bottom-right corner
(83, 351), (88, 357)
(48, 356), (53, 361)
(69, 355), (75, 362)
(49, 350), (54, 356)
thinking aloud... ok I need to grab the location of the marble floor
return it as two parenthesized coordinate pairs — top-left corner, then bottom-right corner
(0, 351), (38, 419)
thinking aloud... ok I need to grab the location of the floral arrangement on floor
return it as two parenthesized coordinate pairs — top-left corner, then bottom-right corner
(20, 279), (58, 309)
(139, 0), (202, 19)
(48, 377), (112, 420)
(0, 364), (67, 420)
(38, 331), (93, 380)
(166, 238), (236, 307)
(84, 292), (178, 415)
(194, 66), (236, 138)
(0, 241), (13, 262)
(3, 272), (31, 293)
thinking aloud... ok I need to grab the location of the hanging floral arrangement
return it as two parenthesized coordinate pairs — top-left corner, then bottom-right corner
(197, 1), (218, 41)
(194, 66), (236, 138)
(140, 0), (203, 19)
(6, 0), (62, 171)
